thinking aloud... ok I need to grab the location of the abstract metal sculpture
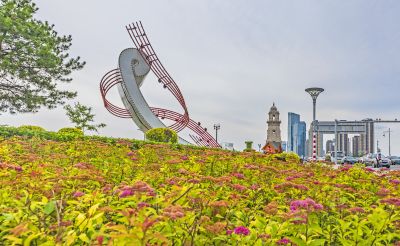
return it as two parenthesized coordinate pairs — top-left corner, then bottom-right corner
(100, 21), (220, 148)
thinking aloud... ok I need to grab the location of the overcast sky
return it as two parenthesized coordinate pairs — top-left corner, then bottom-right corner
(3, 0), (400, 153)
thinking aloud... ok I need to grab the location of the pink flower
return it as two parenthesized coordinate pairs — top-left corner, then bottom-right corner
(138, 202), (150, 209)
(294, 184), (309, 191)
(286, 176), (296, 181)
(226, 229), (233, 235)
(119, 189), (134, 198)
(258, 233), (271, 239)
(178, 168), (188, 174)
(188, 178), (200, 184)
(119, 181), (156, 198)
(73, 191), (85, 197)
(181, 156), (189, 161)
(244, 164), (258, 169)
(232, 173), (245, 179)
(348, 207), (365, 214)
(365, 167), (375, 172)
(277, 238), (292, 245)
(102, 184), (112, 193)
(376, 188), (390, 197)
(74, 162), (87, 169)
(232, 184), (247, 192)
(390, 179), (400, 185)
(233, 226), (250, 235)
(97, 236), (104, 245)
(163, 205), (185, 220)
(290, 198), (323, 211)
(380, 198), (400, 206)
(14, 165), (22, 172)
(250, 184), (259, 190)
(127, 152), (134, 156)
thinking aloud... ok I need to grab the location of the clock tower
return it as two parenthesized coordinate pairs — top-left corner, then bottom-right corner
(262, 103), (282, 153)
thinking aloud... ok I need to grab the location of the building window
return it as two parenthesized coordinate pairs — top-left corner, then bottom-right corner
(273, 115), (276, 120)
(273, 130), (276, 133)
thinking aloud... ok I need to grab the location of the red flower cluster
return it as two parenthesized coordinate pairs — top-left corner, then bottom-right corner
(119, 181), (156, 198)
(163, 205), (185, 220)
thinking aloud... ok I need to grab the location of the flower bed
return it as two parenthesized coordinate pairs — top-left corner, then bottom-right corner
(0, 136), (399, 245)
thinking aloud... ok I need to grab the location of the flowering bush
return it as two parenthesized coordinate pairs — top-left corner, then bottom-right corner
(17, 125), (46, 132)
(145, 127), (178, 144)
(0, 133), (399, 245)
(57, 127), (84, 139)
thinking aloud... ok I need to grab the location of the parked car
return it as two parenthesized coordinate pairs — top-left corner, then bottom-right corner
(387, 156), (400, 165)
(360, 153), (391, 168)
(330, 151), (344, 164)
(341, 156), (359, 164)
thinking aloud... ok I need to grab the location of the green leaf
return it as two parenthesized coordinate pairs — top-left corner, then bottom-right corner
(88, 203), (100, 217)
(78, 233), (90, 243)
(43, 201), (56, 215)
(24, 233), (42, 246)
(308, 239), (326, 246)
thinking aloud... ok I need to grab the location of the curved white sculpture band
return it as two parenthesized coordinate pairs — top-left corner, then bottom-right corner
(118, 48), (190, 144)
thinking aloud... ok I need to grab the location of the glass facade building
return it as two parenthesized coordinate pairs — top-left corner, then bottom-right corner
(288, 112), (306, 157)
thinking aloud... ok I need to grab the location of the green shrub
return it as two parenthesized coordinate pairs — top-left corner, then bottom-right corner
(145, 128), (178, 144)
(17, 125), (45, 132)
(57, 127), (84, 139)
(244, 141), (255, 152)
(325, 155), (332, 162)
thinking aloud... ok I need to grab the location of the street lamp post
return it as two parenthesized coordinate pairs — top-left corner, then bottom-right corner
(383, 128), (392, 156)
(305, 87), (324, 161)
(334, 119), (338, 165)
(377, 140), (380, 152)
(213, 124), (220, 143)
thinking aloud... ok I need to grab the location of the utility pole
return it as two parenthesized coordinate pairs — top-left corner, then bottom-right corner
(213, 124), (220, 143)
(383, 128), (392, 156)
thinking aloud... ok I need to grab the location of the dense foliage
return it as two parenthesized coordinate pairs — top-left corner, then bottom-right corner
(17, 125), (45, 132)
(57, 127), (84, 139)
(0, 131), (399, 245)
(145, 128), (178, 144)
(0, 0), (85, 114)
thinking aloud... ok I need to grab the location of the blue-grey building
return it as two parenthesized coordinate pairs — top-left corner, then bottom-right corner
(288, 112), (306, 157)
(281, 141), (287, 152)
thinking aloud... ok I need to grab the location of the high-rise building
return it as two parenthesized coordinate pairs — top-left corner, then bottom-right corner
(338, 133), (350, 156)
(281, 141), (287, 152)
(326, 140), (335, 154)
(287, 112), (307, 157)
(288, 113), (300, 151)
(352, 136), (362, 157)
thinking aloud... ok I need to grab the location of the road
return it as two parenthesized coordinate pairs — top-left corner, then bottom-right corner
(333, 164), (400, 171)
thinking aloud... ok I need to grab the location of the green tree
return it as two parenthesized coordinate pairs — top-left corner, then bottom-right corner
(0, 0), (85, 114)
(64, 102), (106, 133)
